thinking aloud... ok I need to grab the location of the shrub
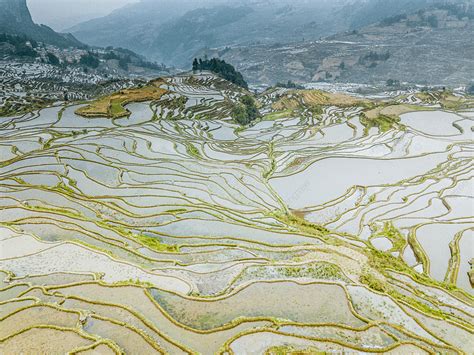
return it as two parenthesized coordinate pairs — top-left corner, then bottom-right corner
(80, 53), (100, 68)
(118, 56), (130, 70)
(232, 95), (260, 125)
(275, 80), (304, 89)
(47, 52), (60, 65)
(103, 51), (119, 60)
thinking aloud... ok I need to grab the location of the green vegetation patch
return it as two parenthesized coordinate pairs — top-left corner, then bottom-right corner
(361, 247), (472, 322)
(232, 95), (260, 125)
(265, 346), (325, 355)
(0, 97), (55, 117)
(415, 91), (474, 110)
(271, 210), (330, 238)
(273, 90), (368, 111)
(134, 233), (179, 253)
(262, 109), (294, 121)
(76, 80), (167, 118)
(370, 222), (405, 252)
(240, 263), (349, 283)
(192, 57), (248, 89)
(185, 143), (201, 159)
(359, 112), (401, 134)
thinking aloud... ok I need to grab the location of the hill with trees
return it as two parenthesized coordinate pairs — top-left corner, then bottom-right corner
(204, 1), (473, 86)
(192, 57), (248, 89)
(68, 0), (445, 67)
(0, 0), (82, 48)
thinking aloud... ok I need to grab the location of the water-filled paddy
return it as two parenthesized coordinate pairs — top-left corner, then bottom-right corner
(0, 75), (472, 353)
(151, 281), (364, 330)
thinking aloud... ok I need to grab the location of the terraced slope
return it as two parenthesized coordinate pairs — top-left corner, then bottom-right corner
(0, 73), (473, 354)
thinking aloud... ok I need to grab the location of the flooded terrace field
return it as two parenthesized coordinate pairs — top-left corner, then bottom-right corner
(0, 74), (473, 354)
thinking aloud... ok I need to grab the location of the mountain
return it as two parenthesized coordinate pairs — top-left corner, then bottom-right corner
(0, 0), (82, 47)
(203, 2), (474, 86)
(0, 0), (171, 78)
(68, 0), (444, 67)
(67, 0), (204, 57)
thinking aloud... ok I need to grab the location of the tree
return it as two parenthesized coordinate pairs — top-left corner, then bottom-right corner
(15, 43), (37, 57)
(467, 84), (474, 95)
(275, 80), (304, 89)
(232, 104), (248, 125)
(118, 56), (130, 70)
(192, 57), (248, 89)
(103, 51), (119, 60)
(241, 95), (259, 120)
(232, 95), (260, 125)
(47, 52), (60, 65)
(80, 53), (100, 68)
(192, 58), (199, 71)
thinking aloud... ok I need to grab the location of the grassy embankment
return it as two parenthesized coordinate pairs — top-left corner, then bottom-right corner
(76, 79), (167, 118)
(270, 89), (441, 133)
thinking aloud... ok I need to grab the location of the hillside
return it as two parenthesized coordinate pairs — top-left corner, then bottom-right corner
(0, 0), (82, 47)
(0, 0), (172, 80)
(207, 2), (474, 86)
(68, 0), (443, 67)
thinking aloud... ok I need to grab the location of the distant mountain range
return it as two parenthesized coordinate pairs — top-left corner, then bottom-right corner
(67, 0), (446, 67)
(2, 0), (472, 86)
(0, 0), (170, 77)
(0, 0), (82, 47)
(206, 2), (474, 86)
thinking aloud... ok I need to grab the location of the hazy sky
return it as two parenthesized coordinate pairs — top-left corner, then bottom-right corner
(27, 0), (139, 31)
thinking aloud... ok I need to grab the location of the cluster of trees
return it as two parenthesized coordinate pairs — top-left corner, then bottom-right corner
(118, 56), (131, 70)
(79, 52), (100, 68)
(232, 95), (260, 125)
(103, 48), (167, 72)
(47, 52), (60, 65)
(362, 51), (390, 62)
(380, 13), (407, 26)
(386, 79), (401, 87)
(359, 51), (390, 67)
(467, 84), (474, 95)
(275, 80), (304, 89)
(0, 33), (38, 57)
(78, 49), (167, 72)
(192, 57), (248, 89)
(103, 52), (120, 60)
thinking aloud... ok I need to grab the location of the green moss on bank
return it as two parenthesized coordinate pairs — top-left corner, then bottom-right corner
(135, 234), (179, 253)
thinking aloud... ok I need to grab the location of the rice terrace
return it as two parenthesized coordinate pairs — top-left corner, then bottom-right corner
(0, 0), (473, 354)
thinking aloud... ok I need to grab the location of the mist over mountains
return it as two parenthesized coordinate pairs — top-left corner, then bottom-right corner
(2, 0), (472, 86)
(208, 3), (473, 86)
(68, 0), (448, 67)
